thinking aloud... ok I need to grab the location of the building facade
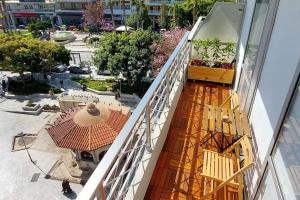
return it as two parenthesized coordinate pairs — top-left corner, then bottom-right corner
(4, 0), (178, 26)
(5, 0), (55, 27)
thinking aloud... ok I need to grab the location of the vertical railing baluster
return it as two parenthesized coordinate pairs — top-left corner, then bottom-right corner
(145, 103), (152, 151)
(99, 181), (106, 200)
(166, 69), (170, 107)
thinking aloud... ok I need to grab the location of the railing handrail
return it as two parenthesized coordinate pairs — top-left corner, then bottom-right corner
(76, 32), (190, 200)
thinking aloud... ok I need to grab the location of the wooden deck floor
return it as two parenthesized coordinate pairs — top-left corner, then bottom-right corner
(145, 81), (237, 200)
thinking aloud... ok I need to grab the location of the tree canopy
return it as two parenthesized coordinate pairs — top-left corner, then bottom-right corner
(93, 29), (159, 91)
(0, 34), (70, 75)
(126, 1), (152, 30)
(83, 1), (106, 32)
(159, 3), (170, 29)
(28, 19), (52, 37)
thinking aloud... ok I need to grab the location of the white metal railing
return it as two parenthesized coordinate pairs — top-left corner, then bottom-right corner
(77, 32), (191, 200)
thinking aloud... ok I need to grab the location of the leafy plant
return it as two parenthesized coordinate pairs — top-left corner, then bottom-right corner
(193, 39), (211, 61)
(211, 38), (222, 62)
(193, 38), (236, 64)
(222, 42), (235, 61)
(26, 100), (34, 107)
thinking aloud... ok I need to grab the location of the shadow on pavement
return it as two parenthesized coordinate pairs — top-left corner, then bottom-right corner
(63, 191), (77, 199)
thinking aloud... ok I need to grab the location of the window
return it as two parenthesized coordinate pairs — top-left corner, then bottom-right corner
(272, 81), (300, 200)
(71, 3), (76, 9)
(81, 151), (93, 162)
(98, 151), (106, 161)
(256, 168), (280, 200)
(238, 0), (270, 111)
(60, 3), (65, 9)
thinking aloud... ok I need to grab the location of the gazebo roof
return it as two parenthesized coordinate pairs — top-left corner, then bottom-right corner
(46, 103), (129, 151)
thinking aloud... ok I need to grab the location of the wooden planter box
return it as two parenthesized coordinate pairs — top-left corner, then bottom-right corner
(188, 61), (235, 84)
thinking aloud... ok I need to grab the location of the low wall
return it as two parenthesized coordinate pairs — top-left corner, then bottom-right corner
(125, 78), (184, 200)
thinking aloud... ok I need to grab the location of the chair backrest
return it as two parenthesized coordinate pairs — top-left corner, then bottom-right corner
(220, 91), (240, 111)
(231, 91), (240, 111)
(224, 136), (253, 171)
(201, 136), (254, 199)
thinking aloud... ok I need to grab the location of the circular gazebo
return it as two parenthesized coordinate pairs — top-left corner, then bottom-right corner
(47, 102), (130, 168)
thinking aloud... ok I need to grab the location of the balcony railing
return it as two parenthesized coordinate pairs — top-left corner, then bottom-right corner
(77, 32), (191, 200)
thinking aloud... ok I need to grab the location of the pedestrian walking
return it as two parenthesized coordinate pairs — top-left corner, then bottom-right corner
(62, 179), (72, 193)
(60, 80), (64, 88)
(1, 80), (7, 92)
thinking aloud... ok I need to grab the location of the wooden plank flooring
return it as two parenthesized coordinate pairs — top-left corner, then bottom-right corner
(145, 81), (237, 200)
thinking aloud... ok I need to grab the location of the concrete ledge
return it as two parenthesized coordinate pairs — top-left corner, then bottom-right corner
(22, 103), (41, 111)
(6, 106), (43, 115)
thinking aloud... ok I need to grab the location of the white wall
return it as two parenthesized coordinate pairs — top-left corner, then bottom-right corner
(244, 0), (300, 198)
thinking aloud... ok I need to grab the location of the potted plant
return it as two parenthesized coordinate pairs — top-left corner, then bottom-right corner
(188, 38), (236, 84)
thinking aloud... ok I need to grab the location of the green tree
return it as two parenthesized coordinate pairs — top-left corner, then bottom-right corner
(28, 19), (52, 37)
(159, 2), (170, 29)
(170, 1), (191, 28)
(127, 1), (151, 30)
(108, 0), (116, 29)
(0, 34), (70, 76)
(93, 29), (158, 92)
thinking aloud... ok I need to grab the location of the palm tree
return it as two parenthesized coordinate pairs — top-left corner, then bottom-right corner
(0, 0), (10, 32)
(108, 0), (116, 29)
(184, 0), (215, 25)
(121, 0), (127, 32)
(170, 1), (180, 27)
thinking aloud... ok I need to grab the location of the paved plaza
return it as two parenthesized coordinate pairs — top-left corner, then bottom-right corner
(0, 109), (83, 200)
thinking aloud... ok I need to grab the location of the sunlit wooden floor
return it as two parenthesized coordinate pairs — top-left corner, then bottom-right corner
(145, 81), (238, 200)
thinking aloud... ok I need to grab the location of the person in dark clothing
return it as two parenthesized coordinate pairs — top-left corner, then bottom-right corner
(62, 179), (72, 193)
(1, 80), (7, 91)
(60, 80), (64, 88)
(82, 83), (87, 91)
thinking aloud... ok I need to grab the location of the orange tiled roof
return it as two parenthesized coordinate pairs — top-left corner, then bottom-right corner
(46, 107), (129, 151)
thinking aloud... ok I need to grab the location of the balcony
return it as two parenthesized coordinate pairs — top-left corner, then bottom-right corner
(77, 3), (246, 200)
(144, 82), (237, 199)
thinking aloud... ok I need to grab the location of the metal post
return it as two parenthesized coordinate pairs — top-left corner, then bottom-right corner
(145, 104), (152, 151)
(98, 181), (106, 200)
(166, 69), (170, 107)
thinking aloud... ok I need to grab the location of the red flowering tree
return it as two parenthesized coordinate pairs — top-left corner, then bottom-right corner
(100, 19), (114, 32)
(83, 1), (105, 32)
(152, 27), (187, 74)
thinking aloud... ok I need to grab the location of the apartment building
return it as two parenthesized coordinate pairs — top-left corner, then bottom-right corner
(5, 0), (55, 27)
(75, 0), (300, 199)
(4, 0), (177, 27)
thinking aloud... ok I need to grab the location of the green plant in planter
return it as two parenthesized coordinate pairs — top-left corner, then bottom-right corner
(222, 42), (236, 62)
(26, 100), (34, 107)
(193, 39), (211, 62)
(211, 38), (222, 63)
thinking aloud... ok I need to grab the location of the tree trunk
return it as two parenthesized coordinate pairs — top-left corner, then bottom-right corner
(109, 0), (115, 29)
(0, 0), (9, 32)
(193, 6), (196, 25)
(122, 0), (127, 32)
(173, 4), (177, 26)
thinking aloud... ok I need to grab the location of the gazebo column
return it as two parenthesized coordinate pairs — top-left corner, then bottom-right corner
(91, 151), (98, 164)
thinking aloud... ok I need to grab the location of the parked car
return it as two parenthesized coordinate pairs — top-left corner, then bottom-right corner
(68, 66), (90, 74)
(54, 64), (68, 73)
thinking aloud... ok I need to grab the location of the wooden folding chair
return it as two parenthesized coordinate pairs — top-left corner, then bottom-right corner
(200, 136), (253, 200)
(200, 91), (240, 150)
(220, 91), (240, 111)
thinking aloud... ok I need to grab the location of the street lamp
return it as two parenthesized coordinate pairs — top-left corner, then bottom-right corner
(118, 72), (126, 95)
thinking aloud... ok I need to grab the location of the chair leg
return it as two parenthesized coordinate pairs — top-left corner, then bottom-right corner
(238, 175), (244, 200)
